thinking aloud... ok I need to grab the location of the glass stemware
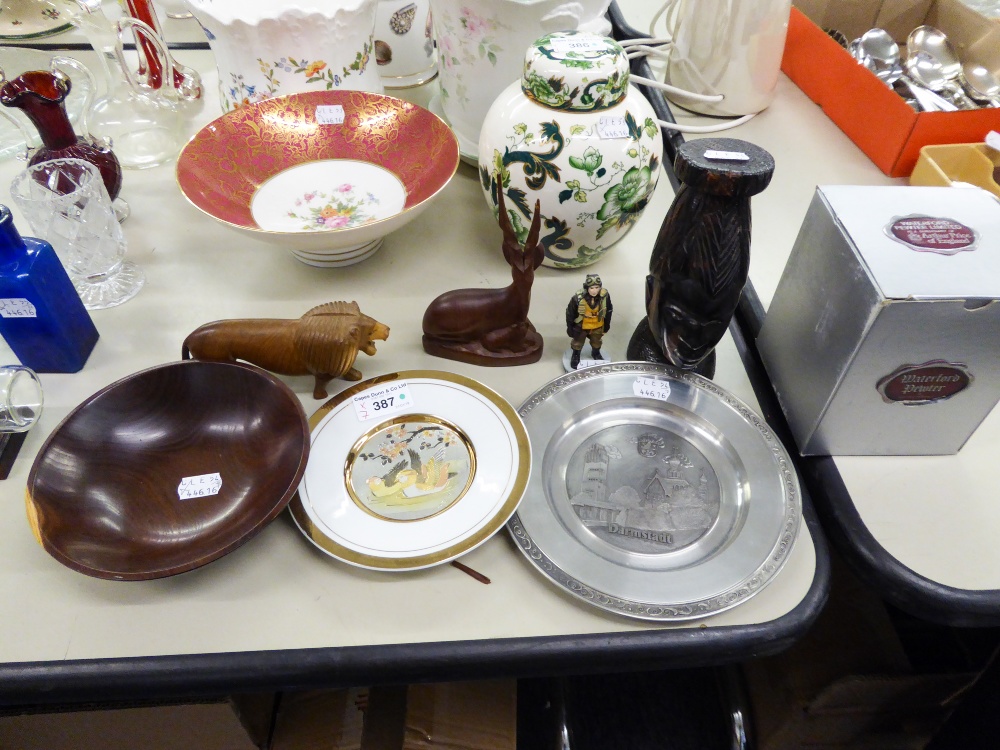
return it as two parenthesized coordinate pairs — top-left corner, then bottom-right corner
(0, 365), (43, 433)
(10, 158), (144, 309)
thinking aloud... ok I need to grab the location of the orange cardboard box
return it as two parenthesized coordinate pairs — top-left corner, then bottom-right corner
(781, 3), (1000, 177)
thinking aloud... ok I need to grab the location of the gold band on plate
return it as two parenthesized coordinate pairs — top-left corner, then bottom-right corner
(289, 370), (531, 570)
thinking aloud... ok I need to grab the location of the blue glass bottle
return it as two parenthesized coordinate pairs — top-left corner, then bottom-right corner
(0, 204), (99, 373)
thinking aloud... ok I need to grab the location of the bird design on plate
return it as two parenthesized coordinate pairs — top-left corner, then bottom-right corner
(367, 446), (456, 499)
(349, 418), (474, 521)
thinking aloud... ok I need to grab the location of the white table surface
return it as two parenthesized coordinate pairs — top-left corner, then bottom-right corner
(676, 79), (1000, 596)
(687, 83), (1000, 595)
(617, 0), (1000, 604)
(0, 35), (820, 675)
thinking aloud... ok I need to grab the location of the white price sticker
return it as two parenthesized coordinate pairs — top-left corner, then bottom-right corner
(576, 359), (604, 370)
(316, 105), (345, 125)
(0, 298), (37, 318)
(353, 381), (413, 421)
(550, 36), (606, 56)
(178, 473), (222, 500)
(633, 376), (672, 401)
(598, 115), (629, 140)
(986, 130), (1000, 152)
(704, 149), (750, 161)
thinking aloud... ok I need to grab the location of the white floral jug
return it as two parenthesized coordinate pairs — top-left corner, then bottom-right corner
(478, 32), (663, 269)
(187, 0), (383, 113)
(430, 0), (610, 162)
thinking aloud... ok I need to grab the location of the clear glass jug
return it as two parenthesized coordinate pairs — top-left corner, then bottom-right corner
(57, 3), (186, 169)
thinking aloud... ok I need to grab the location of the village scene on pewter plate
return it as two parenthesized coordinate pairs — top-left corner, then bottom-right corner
(566, 424), (720, 554)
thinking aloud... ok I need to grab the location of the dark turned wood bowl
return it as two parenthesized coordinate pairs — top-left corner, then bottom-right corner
(26, 361), (310, 580)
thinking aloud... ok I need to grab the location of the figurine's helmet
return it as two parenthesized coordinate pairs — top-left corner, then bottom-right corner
(584, 274), (602, 290)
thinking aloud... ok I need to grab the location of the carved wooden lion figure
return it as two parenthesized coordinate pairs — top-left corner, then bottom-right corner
(182, 301), (390, 398)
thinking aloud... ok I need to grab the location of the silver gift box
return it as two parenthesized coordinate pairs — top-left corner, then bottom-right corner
(758, 185), (1000, 456)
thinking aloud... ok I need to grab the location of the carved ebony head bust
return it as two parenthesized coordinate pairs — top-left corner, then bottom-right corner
(628, 138), (774, 378)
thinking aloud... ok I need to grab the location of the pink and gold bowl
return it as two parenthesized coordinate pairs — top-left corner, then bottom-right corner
(177, 90), (460, 267)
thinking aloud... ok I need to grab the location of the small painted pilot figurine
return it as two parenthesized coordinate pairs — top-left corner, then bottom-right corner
(566, 274), (613, 370)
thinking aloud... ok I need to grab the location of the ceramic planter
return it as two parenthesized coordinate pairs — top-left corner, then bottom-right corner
(478, 31), (663, 269)
(187, 0), (383, 113)
(430, 0), (610, 161)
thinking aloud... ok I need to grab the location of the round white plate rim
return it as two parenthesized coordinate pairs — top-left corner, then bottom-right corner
(291, 370), (530, 570)
(303, 381), (515, 553)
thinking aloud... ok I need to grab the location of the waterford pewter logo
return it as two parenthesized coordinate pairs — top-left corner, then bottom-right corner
(876, 361), (973, 405)
(884, 215), (978, 256)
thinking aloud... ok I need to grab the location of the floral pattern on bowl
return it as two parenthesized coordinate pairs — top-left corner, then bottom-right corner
(251, 160), (405, 234)
(0, 0), (71, 40)
(177, 90), (459, 265)
(287, 184), (382, 231)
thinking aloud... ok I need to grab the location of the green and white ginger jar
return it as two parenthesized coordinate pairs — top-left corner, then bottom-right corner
(477, 31), (663, 269)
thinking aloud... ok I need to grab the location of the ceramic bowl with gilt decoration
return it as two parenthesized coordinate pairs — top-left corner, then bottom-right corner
(176, 90), (459, 266)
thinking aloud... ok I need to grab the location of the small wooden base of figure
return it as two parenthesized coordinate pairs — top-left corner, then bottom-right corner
(422, 326), (544, 366)
(626, 317), (716, 380)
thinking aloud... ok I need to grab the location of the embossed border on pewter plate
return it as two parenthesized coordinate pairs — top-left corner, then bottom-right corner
(506, 362), (801, 621)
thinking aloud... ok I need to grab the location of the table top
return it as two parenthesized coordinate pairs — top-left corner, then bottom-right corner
(0, 14), (829, 704)
(628, 6), (1000, 625)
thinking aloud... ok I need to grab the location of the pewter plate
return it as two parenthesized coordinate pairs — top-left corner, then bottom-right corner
(507, 362), (800, 621)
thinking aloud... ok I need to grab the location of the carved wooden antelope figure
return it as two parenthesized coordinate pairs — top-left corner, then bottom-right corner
(421, 190), (545, 366)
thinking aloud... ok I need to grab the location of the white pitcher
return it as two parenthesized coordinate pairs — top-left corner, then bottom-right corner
(430, 0), (611, 161)
(187, 0), (383, 113)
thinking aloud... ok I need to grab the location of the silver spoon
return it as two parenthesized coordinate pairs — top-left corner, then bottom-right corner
(906, 26), (977, 109)
(962, 62), (1000, 107)
(854, 28), (900, 80)
(852, 28), (954, 111)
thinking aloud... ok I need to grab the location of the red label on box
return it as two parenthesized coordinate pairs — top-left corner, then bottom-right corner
(885, 215), (978, 255)
(877, 361), (973, 405)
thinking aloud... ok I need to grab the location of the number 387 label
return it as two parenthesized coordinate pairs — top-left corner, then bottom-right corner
(353, 382), (414, 421)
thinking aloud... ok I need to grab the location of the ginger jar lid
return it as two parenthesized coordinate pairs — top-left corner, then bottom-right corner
(521, 31), (629, 112)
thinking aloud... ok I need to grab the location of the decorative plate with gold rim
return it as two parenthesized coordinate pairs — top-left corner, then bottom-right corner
(508, 362), (801, 621)
(290, 370), (530, 570)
